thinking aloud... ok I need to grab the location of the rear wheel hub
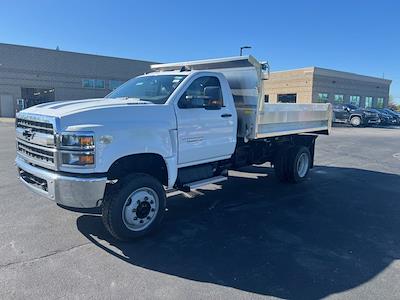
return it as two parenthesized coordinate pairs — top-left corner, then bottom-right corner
(136, 201), (151, 219)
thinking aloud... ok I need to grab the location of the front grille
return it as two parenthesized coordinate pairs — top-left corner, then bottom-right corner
(16, 118), (54, 134)
(17, 141), (55, 164)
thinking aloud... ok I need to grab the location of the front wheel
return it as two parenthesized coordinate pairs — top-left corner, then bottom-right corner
(102, 173), (166, 241)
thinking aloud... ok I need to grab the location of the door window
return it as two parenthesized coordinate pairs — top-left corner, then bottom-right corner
(178, 76), (223, 109)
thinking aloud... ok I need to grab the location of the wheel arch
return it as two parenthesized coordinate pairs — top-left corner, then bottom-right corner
(349, 113), (363, 119)
(107, 153), (169, 186)
(273, 135), (316, 168)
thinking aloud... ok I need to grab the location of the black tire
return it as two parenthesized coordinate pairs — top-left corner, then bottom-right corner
(286, 146), (311, 183)
(274, 148), (290, 182)
(350, 116), (362, 127)
(102, 173), (166, 241)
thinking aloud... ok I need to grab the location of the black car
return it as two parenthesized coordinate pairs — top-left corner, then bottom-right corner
(333, 104), (380, 127)
(370, 109), (397, 125)
(379, 108), (400, 125)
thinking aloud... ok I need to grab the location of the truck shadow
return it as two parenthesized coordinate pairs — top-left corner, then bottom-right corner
(76, 165), (400, 299)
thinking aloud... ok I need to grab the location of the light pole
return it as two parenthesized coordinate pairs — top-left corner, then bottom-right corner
(240, 46), (252, 56)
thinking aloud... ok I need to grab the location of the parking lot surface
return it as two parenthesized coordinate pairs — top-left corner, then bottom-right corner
(1, 122), (400, 299)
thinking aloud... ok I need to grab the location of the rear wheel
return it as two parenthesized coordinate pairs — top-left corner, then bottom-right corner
(102, 173), (166, 241)
(350, 116), (362, 127)
(287, 146), (311, 183)
(274, 146), (311, 183)
(274, 148), (289, 182)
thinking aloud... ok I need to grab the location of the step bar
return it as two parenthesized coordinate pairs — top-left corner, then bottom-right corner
(180, 175), (227, 192)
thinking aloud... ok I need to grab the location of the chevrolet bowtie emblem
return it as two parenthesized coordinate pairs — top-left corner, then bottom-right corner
(22, 128), (35, 140)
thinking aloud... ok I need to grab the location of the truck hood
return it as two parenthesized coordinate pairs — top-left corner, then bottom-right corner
(18, 97), (177, 133)
(21, 98), (153, 118)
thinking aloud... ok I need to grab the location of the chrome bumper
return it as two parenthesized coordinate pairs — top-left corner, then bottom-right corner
(367, 118), (380, 124)
(16, 156), (107, 208)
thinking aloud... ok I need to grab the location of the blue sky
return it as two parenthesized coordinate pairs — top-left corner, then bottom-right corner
(1, 0), (399, 103)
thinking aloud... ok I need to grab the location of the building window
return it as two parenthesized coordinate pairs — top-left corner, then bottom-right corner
(264, 95), (269, 103)
(376, 97), (384, 108)
(317, 93), (329, 103)
(334, 94), (344, 104)
(21, 87), (55, 107)
(109, 80), (125, 90)
(82, 79), (105, 89)
(365, 96), (373, 108)
(278, 93), (296, 103)
(349, 95), (360, 107)
(94, 79), (105, 89)
(82, 79), (94, 88)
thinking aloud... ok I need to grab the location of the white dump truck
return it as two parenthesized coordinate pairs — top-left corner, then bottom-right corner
(16, 56), (332, 240)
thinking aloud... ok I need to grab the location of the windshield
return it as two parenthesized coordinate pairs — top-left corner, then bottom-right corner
(106, 75), (186, 104)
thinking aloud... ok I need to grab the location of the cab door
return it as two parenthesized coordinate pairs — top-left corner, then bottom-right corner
(174, 74), (237, 166)
(333, 105), (349, 122)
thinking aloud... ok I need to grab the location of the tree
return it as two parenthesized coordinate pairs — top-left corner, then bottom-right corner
(388, 95), (400, 111)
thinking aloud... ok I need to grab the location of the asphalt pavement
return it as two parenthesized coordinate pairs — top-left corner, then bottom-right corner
(1, 121), (400, 299)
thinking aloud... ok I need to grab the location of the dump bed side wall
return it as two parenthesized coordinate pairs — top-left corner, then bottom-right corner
(256, 103), (332, 138)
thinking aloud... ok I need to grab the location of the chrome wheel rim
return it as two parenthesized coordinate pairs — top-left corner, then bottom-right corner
(297, 153), (309, 178)
(352, 117), (361, 126)
(122, 187), (159, 231)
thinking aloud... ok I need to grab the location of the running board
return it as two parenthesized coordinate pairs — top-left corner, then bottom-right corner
(181, 175), (228, 192)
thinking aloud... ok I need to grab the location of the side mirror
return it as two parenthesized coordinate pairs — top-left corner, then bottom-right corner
(184, 95), (222, 110)
(204, 100), (222, 110)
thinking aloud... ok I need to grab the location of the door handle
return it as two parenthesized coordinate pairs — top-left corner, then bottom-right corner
(221, 113), (232, 118)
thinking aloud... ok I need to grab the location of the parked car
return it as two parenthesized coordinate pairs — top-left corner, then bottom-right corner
(333, 104), (380, 127)
(370, 109), (397, 125)
(379, 108), (400, 125)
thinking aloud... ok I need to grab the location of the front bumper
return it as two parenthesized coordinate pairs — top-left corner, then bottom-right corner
(16, 156), (107, 208)
(365, 117), (380, 124)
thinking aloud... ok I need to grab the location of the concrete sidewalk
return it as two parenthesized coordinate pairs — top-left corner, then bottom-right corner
(0, 117), (15, 123)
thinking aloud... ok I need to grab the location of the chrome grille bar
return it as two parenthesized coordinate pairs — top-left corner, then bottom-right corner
(16, 118), (54, 134)
(17, 141), (55, 163)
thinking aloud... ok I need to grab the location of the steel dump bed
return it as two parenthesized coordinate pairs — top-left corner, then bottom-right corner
(152, 56), (332, 140)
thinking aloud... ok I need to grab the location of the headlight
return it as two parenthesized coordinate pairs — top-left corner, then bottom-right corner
(62, 152), (94, 166)
(59, 132), (95, 167)
(61, 132), (94, 149)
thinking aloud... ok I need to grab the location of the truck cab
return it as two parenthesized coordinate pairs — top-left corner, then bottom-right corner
(16, 56), (332, 240)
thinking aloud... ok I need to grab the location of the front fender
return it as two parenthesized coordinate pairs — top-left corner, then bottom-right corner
(97, 127), (178, 188)
(57, 105), (179, 188)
